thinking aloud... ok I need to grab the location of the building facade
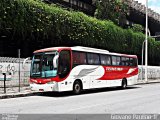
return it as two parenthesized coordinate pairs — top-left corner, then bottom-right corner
(44, 0), (160, 36)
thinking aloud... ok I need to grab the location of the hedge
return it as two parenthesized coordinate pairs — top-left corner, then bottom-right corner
(0, 0), (160, 65)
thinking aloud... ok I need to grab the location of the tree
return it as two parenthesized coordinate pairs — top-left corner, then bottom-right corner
(94, 0), (129, 26)
(129, 24), (144, 33)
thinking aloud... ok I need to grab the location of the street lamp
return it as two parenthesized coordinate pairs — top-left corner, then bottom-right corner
(145, 0), (148, 83)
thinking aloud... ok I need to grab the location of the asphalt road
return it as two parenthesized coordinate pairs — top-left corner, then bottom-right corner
(0, 83), (160, 114)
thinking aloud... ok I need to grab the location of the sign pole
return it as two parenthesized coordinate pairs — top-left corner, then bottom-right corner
(18, 49), (21, 92)
(3, 73), (6, 94)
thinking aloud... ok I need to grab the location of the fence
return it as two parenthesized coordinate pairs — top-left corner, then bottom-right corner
(0, 57), (31, 88)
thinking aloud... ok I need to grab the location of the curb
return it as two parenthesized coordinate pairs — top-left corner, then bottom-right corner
(137, 80), (160, 85)
(0, 91), (39, 99)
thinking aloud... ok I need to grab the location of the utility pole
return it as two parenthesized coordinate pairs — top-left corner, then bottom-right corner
(145, 0), (148, 83)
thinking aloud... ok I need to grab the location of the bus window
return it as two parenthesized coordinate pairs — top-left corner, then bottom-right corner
(116, 57), (121, 66)
(120, 57), (126, 66)
(72, 51), (87, 66)
(130, 58), (138, 67)
(31, 51), (58, 78)
(42, 54), (54, 71)
(31, 54), (42, 77)
(100, 54), (111, 65)
(130, 58), (134, 66)
(126, 57), (130, 66)
(120, 57), (130, 66)
(111, 56), (121, 66)
(87, 53), (100, 65)
(42, 52), (58, 78)
(111, 56), (117, 66)
(58, 50), (71, 78)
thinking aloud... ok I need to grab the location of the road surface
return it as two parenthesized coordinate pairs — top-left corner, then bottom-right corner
(0, 83), (160, 114)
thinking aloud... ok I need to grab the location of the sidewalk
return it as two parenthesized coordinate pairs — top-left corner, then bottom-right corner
(0, 86), (38, 99)
(137, 79), (160, 84)
(0, 79), (160, 99)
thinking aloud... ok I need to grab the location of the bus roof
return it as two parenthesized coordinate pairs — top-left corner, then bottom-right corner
(33, 46), (137, 58)
(72, 46), (137, 58)
(71, 46), (109, 54)
(33, 47), (71, 53)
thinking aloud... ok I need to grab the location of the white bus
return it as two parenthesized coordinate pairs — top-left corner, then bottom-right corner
(30, 46), (138, 94)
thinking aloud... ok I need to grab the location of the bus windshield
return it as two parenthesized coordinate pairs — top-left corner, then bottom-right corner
(31, 51), (58, 78)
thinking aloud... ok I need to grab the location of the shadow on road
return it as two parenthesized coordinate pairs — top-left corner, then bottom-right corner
(37, 86), (141, 98)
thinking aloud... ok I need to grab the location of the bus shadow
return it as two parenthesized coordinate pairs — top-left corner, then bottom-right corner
(37, 86), (141, 98)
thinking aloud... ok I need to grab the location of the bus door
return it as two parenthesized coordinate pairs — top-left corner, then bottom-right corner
(58, 50), (71, 90)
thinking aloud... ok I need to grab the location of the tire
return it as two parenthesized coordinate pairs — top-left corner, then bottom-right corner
(121, 79), (127, 89)
(73, 81), (82, 94)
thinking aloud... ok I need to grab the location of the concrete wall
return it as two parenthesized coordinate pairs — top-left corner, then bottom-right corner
(138, 65), (160, 80)
(0, 59), (31, 87)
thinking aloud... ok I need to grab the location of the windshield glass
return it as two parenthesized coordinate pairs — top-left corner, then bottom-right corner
(31, 51), (58, 78)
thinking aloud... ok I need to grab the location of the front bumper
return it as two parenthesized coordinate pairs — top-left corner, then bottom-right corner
(30, 83), (58, 92)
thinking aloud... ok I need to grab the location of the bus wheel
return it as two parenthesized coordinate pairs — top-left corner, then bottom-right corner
(121, 79), (127, 89)
(73, 80), (82, 94)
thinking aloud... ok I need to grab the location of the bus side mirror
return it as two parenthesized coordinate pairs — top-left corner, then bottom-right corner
(23, 57), (31, 69)
(53, 55), (59, 69)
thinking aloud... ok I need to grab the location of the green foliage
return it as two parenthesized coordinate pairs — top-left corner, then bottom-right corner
(94, 0), (129, 26)
(129, 24), (144, 33)
(0, 0), (160, 65)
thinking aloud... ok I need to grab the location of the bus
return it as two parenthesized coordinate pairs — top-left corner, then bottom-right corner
(30, 46), (138, 94)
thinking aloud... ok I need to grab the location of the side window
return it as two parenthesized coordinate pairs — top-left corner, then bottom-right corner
(130, 58), (134, 66)
(100, 54), (111, 65)
(111, 56), (121, 66)
(58, 50), (71, 78)
(126, 57), (130, 66)
(111, 56), (117, 66)
(87, 53), (100, 65)
(72, 51), (87, 66)
(130, 58), (138, 67)
(120, 57), (126, 66)
(116, 57), (121, 66)
(120, 57), (130, 66)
